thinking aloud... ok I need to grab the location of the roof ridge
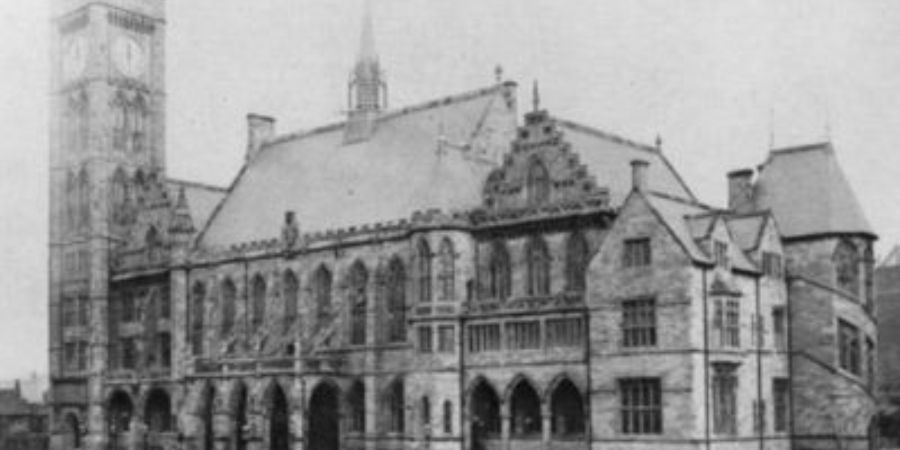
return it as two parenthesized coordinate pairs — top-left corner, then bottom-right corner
(166, 177), (228, 193)
(553, 118), (658, 153)
(646, 190), (714, 210)
(770, 141), (831, 156)
(266, 82), (515, 148)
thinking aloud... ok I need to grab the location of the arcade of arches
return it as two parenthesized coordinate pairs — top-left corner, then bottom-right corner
(97, 374), (586, 450)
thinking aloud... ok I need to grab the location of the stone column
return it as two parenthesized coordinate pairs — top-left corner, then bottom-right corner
(541, 404), (551, 450)
(500, 406), (511, 450)
(291, 378), (305, 450)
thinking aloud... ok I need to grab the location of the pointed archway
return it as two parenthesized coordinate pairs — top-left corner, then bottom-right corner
(308, 382), (340, 450)
(230, 382), (249, 450)
(267, 383), (290, 450)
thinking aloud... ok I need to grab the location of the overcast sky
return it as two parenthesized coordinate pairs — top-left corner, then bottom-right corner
(0, 0), (898, 380)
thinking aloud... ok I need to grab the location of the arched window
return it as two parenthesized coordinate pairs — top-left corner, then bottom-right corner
(220, 278), (237, 334)
(110, 168), (129, 224)
(488, 242), (511, 301)
(78, 168), (90, 228)
(267, 383), (290, 450)
(526, 236), (551, 296)
(510, 379), (542, 437)
(421, 396), (431, 431)
(566, 232), (590, 292)
(442, 400), (453, 434)
(550, 379), (585, 437)
(250, 275), (266, 329)
(282, 270), (299, 332)
(348, 261), (368, 345)
(191, 282), (206, 355)
(347, 380), (366, 433)
(144, 389), (172, 432)
(66, 90), (89, 153)
(385, 379), (405, 433)
(200, 385), (215, 450)
(470, 381), (500, 436)
(416, 239), (432, 303)
(112, 91), (128, 150)
(312, 266), (332, 328)
(526, 158), (550, 205)
(438, 238), (455, 301)
(231, 382), (249, 450)
(108, 390), (133, 434)
(131, 94), (148, 153)
(834, 239), (859, 295)
(386, 257), (407, 342)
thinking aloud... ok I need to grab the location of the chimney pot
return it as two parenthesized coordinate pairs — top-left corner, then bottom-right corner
(631, 159), (649, 191)
(246, 114), (276, 162)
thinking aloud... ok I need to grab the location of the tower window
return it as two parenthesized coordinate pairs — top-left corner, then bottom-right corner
(838, 319), (860, 375)
(526, 158), (550, 205)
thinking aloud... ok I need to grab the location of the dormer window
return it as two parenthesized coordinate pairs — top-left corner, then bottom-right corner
(714, 241), (728, 267)
(526, 158), (550, 206)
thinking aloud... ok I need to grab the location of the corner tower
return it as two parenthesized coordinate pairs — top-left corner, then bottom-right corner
(49, 1), (165, 449)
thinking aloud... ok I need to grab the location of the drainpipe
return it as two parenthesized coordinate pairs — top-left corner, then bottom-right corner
(787, 275), (796, 450)
(755, 276), (763, 450)
(703, 267), (711, 450)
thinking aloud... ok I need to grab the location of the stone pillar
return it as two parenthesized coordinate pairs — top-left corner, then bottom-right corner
(541, 405), (551, 450)
(365, 376), (377, 450)
(291, 378), (306, 450)
(500, 408), (511, 450)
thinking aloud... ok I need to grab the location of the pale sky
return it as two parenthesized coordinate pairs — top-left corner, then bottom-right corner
(0, 0), (899, 380)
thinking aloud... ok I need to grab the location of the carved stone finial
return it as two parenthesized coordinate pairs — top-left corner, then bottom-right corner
(532, 80), (541, 112)
(281, 210), (300, 249)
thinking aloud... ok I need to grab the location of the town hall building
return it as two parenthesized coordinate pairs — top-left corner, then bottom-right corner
(47, 1), (879, 450)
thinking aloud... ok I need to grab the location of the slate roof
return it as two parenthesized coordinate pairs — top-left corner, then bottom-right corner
(555, 119), (695, 206)
(753, 142), (874, 239)
(166, 179), (227, 232)
(724, 213), (769, 251)
(643, 192), (713, 264)
(198, 84), (516, 247)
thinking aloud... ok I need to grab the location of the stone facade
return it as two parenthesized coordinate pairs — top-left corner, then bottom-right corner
(46, 1), (878, 450)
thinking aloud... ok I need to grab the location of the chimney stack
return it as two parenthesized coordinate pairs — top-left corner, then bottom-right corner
(246, 114), (276, 162)
(631, 159), (649, 192)
(727, 169), (755, 213)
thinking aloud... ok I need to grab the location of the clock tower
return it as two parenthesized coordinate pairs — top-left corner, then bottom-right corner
(49, 1), (165, 449)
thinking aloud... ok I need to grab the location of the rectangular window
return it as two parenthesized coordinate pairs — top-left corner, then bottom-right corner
(712, 364), (738, 435)
(622, 298), (656, 347)
(546, 317), (585, 348)
(159, 289), (171, 319)
(714, 241), (728, 267)
(77, 340), (88, 371)
(713, 299), (740, 348)
(77, 295), (89, 326)
(623, 238), (651, 268)
(62, 296), (76, 327)
(159, 333), (171, 368)
(762, 252), (783, 278)
(506, 321), (540, 350)
(468, 323), (501, 353)
(121, 292), (135, 323)
(619, 378), (662, 434)
(121, 338), (136, 370)
(838, 319), (860, 375)
(773, 378), (789, 432)
(418, 326), (433, 353)
(437, 325), (455, 353)
(866, 337), (875, 389)
(64, 342), (77, 371)
(773, 307), (786, 351)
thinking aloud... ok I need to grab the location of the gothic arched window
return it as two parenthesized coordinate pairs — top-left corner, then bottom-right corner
(348, 261), (368, 345)
(386, 257), (407, 342)
(488, 242), (511, 301)
(282, 270), (299, 332)
(312, 266), (332, 328)
(438, 238), (455, 301)
(526, 236), (551, 296)
(526, 158), (550, 205)
(250, 274), (267, 329)
(385, 379), (405, 433)
(416, 239), (432, 303)
(834, 239), (859, 295)
(191, 282), (206, 355)
(131, 94), (148, 153)
(510, 379), (542, 436)
(110, 168), (129, 223)
(566, 232), (590, 292)
(550, 379), (585, 437)
(220, 278), (237, 334)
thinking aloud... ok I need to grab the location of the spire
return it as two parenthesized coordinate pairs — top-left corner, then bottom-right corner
(532, 80), (541, 112)
(349, 0), (385, 113)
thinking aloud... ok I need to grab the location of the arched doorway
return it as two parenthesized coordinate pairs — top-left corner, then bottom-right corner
(62, 413), (81, 449)
(231, 382), (249, 450)
(308, 382), (340, 450)
(550, 378), (585, 438)
(145, 388), (173, 432)
(267, 383), (290, 450)
(470, 380), (500, 450)
(509, 379), (541, 439)
(108, 390), (133, 450)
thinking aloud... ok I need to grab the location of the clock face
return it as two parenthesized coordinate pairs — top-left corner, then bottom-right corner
(112, 36), (146, 78)
(62, 36), (87, 81)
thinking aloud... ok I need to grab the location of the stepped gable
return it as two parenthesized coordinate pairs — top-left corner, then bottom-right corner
(753, 142), (874, 239)
(198, 83), (517, 248)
